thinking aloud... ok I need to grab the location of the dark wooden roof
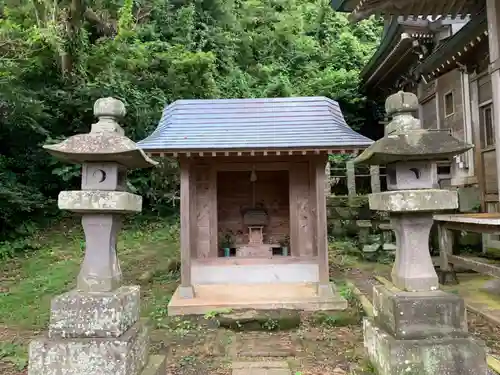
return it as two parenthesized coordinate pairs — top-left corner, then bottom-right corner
(415, 12), (488, 81)
(360, 17), (433, 93)
(332, 0), (484, 22)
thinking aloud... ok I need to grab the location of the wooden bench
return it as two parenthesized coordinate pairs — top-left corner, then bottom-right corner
(433, 213), (500, 284)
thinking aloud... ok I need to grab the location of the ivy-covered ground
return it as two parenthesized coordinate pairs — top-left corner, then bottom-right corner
(0, 220), (375, 375)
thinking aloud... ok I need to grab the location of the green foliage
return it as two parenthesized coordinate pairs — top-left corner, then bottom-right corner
(0, 342), (28, 371)
(0, 0), (382, 248)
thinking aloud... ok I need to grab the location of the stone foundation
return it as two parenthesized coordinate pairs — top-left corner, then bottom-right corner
(29, 320), (152, 375)
(366, 285), (488, 375)
(372, 285), (467, 339)
(364, 318), (487, 375)
(29, 286), (166, 375)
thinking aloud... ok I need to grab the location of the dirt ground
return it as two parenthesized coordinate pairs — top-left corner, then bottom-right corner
(1, 303), (370, 375)
(148, 310), (370, 375)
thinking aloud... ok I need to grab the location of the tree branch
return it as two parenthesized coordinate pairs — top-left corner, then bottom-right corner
(83, 7), (115, 36)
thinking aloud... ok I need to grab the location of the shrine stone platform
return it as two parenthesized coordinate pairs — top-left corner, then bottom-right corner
(168, 282), (347, 316)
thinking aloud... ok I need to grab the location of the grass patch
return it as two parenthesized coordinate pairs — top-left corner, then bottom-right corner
(0, 342), (28, 371)
(0, 219), (180, 329)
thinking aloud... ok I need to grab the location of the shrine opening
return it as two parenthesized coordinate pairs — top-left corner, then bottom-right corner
(138, 97), (372, 315)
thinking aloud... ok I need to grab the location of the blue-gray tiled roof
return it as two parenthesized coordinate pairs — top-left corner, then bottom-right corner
(137, 97), (373, 151)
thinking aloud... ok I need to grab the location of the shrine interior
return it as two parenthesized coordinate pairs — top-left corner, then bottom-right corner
(216, 169), (291, 258)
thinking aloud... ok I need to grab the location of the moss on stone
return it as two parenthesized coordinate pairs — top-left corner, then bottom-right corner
(217, 309), (301, 331)
(484, 247), (500, 259)
(327, 195), (369, 209)
(311, 310), (361, 327)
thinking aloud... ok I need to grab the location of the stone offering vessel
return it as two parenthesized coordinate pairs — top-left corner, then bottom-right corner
(28, 98), (165, 375)
(355, 91), (488, 375)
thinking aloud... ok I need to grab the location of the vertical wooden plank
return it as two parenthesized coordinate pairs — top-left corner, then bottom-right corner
(486, 0), (500, 204)
(293, 162), (313, 257)
(438, 223), (457, 285)
(289, 164), (299, 257)
(180, 158), (192, 289)
(209, 163), (218, 258)
(438, 223), (454, 272)
(315, 157), (329, 285)
(470, 77), (486, 210)
(462, 71), (474, 177)
(309, 159), (318, 257)
(194, 164), (210, 258)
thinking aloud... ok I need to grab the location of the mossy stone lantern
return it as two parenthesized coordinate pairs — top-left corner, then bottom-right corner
(354, 91), (488, 375)
(28, 98), (166, 375)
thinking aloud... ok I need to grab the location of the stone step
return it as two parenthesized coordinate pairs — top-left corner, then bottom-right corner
(217, 309), (300, 331)
(232, 361), (290, 375)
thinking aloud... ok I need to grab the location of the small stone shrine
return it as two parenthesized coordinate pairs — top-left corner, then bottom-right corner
(28, 98), (165, 375)
(354, 91), (488, 375)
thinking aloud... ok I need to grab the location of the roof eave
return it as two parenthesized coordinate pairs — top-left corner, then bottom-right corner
(416, 11), (487, 79)
(360, 19), (402, 79)
(139, 145), (373, 157)
(361, 26), (433, 90)
(347, 0), (481, 23)
(362, 34), (417, 91)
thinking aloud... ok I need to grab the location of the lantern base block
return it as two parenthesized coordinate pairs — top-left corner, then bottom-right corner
(49, 286), (140, 339)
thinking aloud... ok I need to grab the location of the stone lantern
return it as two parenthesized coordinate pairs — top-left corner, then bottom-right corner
(28, 98), (165, 375)
(355, 91), (488, 374)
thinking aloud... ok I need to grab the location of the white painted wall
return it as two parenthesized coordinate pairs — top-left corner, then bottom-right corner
(191, 263), (320, 285)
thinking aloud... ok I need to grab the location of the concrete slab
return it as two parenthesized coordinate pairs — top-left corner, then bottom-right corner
(168, 282), (347, 316)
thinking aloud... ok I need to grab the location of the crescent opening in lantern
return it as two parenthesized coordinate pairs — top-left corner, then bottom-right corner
(93, 169), (107, 183)
(409, 168), (420, 179)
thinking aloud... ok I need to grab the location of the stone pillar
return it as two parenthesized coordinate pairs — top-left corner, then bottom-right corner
(346, 160), (356, 197)
(370, 165), (381, 193)
(378, 222), (396, 252)
(28, 98), (165, 375)
(355, 91), (487, 375)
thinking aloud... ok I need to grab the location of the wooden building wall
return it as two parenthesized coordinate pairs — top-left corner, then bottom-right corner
(469, 67), (497, 212)
(437, 69), (465, 141)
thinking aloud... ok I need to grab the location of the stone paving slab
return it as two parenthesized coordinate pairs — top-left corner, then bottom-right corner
(232, 361), (291, 375)
(231, 332), (298, 357)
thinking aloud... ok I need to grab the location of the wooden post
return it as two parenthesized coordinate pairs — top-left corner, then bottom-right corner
(309, 160), (318, 256)
(179, 158), (194, 298)
(470, 76), (486, 211)
(438, 223), (457, 285)
(346, 161), (356, 197)
(315, 157), (330, 291)
(208, 164), (218, 258)
(486, 0), (500, 205)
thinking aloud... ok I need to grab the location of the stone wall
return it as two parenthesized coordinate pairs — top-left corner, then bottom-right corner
(327, 196), (396, 259)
